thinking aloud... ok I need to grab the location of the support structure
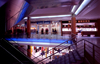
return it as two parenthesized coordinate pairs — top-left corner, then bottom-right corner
(27, 17), (31, 38)
(71, 14), (76, 37)
(45, 47), (47, 58)
(95, 19), (100, 36)
(27, 45), (31, 58)
(27, 17), (32, 58)
(52, 48), (55, 59)
(60, 21), (63, 36)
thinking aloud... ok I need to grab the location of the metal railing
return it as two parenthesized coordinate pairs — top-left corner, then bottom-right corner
(5, 33), (76, 64)
(75, 39), (100, 64)
(33, 34), (76, 64)
(5, 31), (100, 64)
(35, 38), (100, 64)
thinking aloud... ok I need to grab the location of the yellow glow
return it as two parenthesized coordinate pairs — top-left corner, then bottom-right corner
(31, 27), (36, 29)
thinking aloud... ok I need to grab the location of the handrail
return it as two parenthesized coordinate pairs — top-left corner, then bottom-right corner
(76, 39), (100, 64)
(37, 37), (78, 63)
(37, 42), (70, 63)
(33, 34), (76, 60)
(0, 41), (23, 64)
(34, 35), (77, 63)
(4, 38), (41, 64)
(37, 38), (100, 64)
(83, 39), (100, 48)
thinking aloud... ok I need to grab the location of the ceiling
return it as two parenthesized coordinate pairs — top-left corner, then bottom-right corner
(18, 0), (100, 24)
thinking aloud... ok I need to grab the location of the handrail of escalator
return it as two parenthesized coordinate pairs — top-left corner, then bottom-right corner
(0, 39), (23, 64)
(3, 38), (41, 64)
(33, 34), (77, 60)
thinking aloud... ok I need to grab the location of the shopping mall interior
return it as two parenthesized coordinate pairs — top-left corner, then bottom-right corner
(0, 0), (100, 64)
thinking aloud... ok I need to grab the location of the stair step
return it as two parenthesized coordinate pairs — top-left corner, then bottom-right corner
(46, 50), (83, 64)
(73, 50), (81, 61)
(65, 54), (71, 64)
(69, 51), (76, 63)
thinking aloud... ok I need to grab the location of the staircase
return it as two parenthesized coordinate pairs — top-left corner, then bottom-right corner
(47, 50), (83, 64)
(3, 34), (100, 64)
(35, 38), (100, 64)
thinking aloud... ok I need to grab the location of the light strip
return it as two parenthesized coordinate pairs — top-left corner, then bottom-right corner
(71, 5), (77, 13)
(9, 41), (71, 46)
(75, 0), (91, 15)
(24, 14), (71, 19)
(31, 14), (71, 19)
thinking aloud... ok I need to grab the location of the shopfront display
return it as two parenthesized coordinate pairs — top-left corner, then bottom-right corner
(62, 20), (97, 36)
(29, 21), (61, 35)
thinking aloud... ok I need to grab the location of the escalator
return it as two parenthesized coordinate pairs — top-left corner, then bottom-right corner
(0, 38), (35, 64)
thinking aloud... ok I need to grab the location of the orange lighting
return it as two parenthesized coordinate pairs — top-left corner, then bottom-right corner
(31, 27), (36, 29)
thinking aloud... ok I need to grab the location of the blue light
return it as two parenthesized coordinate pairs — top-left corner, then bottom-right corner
(5, 38), (73, 44)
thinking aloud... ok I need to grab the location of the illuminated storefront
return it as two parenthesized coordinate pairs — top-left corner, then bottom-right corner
(62, 20), (97, 37)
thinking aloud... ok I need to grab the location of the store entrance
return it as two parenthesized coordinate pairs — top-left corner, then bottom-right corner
(39, 25), (49, 34)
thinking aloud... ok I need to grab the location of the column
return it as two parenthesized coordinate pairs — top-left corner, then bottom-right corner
(11, 26), (14, 34)
(37, 25), (39, 34)
(49, 24), (51, 35)
(71, 14), (76, 37)
(59, 21), (61, 36)
(27, 17), (31, 58)
(27, 17), (31, 38)
(45, 47), (47, 58)
(60, 21), (63, 36)
(95, 19), (100, 36)
(52, 48), (55, 59)
(27, 45), (32, 58)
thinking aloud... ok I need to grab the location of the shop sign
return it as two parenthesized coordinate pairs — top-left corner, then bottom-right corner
(37, 21), (43, 24)
(44, 21), (51, 24)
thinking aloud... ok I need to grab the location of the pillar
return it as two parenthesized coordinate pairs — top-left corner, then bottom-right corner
(45, 47), (47, 58)
(27, 45), (32, 58)
(59, 21), (61, 36)
(27, 17), (31, 38)
(71, 14), (76, 37)
(95, 19), (100, 36)
(60, 21), (63, 36)
(52, 48), (55, 59)
(49, 23), (51, 35)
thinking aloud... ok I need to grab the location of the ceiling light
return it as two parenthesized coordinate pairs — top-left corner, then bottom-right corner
(71, 5), (77, 13)
(24, 17), (27, 19)
(30, 14), (71, 19)
(75, 0), (91, 15)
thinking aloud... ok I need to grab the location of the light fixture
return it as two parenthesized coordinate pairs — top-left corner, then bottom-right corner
(71, 5), (77, 13)
(75, 0), (91, 15)
(24, 17), (27, 19)
(30, 14), (71, 19)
